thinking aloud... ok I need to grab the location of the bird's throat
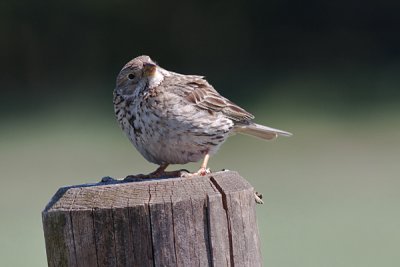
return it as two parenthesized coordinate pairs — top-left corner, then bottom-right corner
(148, 70), (164, 88)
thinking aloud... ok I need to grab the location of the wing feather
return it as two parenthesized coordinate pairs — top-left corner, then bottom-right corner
(184, 79), (254, 121)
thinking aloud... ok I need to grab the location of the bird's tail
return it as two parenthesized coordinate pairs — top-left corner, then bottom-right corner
(235, 123), (292, 140)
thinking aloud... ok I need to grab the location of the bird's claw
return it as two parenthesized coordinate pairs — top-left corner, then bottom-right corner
(180, 167), (211, 178)
(198, 167), (211, 176)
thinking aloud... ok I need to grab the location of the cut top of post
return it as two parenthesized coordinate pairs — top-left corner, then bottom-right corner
(44, 171), (253, 212)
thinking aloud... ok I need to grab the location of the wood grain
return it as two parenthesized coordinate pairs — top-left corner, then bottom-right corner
(42, 171), (262, 267)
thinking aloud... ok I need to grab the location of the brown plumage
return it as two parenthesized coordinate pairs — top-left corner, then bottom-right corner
(114, 55), (291, 176)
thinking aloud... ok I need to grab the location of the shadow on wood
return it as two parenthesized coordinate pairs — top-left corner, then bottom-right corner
(42, 171), (262, 267)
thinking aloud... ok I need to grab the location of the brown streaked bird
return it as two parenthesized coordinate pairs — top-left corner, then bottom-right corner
(113, 55), (291, 177)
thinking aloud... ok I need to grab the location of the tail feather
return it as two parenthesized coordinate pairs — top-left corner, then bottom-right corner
(235, 123), (292, 140)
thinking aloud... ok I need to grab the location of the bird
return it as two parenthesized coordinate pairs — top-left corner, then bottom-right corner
(113, 55), (291, 178)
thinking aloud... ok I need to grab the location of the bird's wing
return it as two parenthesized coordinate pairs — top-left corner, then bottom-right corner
(182, 78), (254, 122)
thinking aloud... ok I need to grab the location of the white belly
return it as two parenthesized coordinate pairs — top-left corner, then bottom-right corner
(122, 104), (233, 165)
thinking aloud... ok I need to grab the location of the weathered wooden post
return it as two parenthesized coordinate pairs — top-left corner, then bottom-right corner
(42, 171), (262, 267)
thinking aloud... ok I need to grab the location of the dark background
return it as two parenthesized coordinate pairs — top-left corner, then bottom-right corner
(1, 1), (399, 266)
(2, 0), (399, 116)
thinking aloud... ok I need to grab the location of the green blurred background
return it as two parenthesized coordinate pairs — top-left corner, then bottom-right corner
(1, 0), (400, 266)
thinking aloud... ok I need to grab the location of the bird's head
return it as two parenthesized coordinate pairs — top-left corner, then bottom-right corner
(115, 55), (165, 95)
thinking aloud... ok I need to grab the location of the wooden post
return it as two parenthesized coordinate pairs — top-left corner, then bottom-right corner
(42, 171), (262, 267)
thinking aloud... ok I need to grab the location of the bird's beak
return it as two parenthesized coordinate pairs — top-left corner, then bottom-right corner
(143, 63), (157, 77)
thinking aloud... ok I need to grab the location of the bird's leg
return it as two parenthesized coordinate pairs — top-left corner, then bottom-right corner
(124, 163), (190, 181)
(152, 164), (191, 177)
(126, 153), (212, 181)
(124, 164), (168, 180)
(194, 153), (211, 176)
(149, 163), (169, 177)
(181, 154), (211, 177)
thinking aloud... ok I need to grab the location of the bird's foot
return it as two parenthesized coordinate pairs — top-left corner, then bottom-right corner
(197, 167), (211, 176)
(180, 167), (211, 178)
(180, 153), (211, 177)
(254, 191), (264, 204)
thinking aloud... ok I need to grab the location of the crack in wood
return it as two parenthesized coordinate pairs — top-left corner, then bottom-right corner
(209, 175), (235, 267)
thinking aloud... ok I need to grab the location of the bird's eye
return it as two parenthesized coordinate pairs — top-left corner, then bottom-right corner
(128, 73), (135, 80)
